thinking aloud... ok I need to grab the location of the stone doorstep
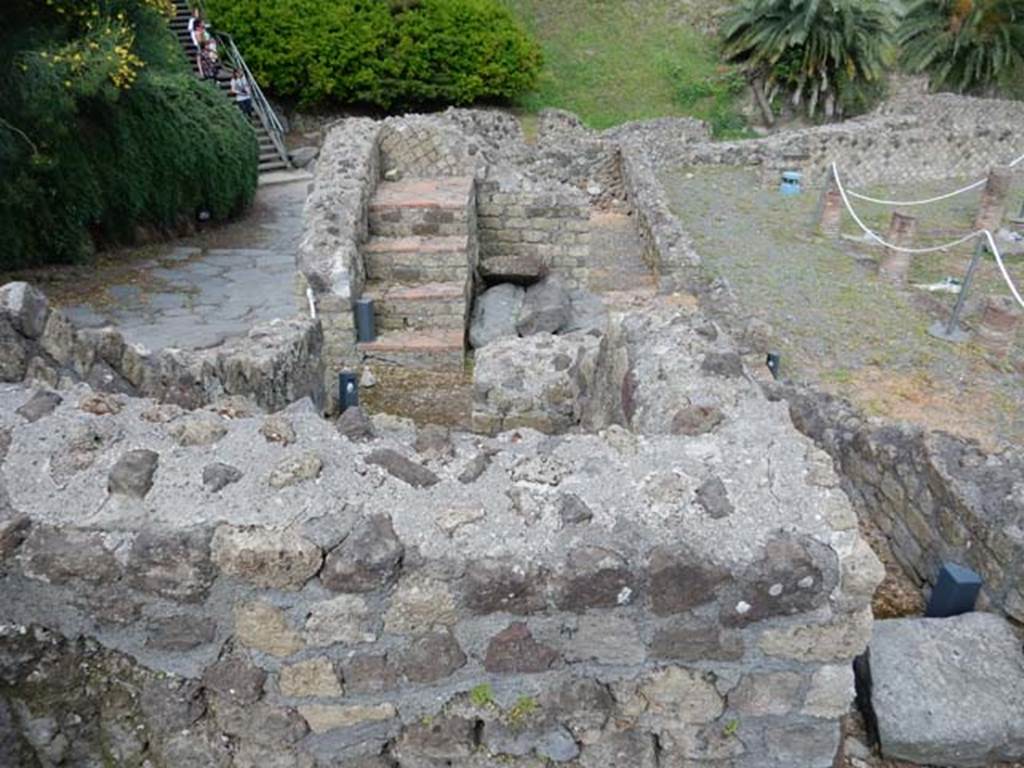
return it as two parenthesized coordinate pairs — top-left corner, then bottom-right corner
(363, 280), (469, 332)
(363, 235), (470, 255)
(364, 281), (466, 303)
(358, 328), (464, 354)
(369, 176), (475, 211)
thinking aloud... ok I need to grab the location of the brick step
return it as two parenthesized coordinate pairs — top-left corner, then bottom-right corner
(362, 280), (468, 332)
(362, 235), (470, 283)
(358, 329), (465, 370)
(586, 269), (659, 293)
(368, 177), (475, 238)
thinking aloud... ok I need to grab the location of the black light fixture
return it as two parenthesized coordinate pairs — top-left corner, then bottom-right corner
(338, 372), (359, 411)
(354, 298), (376, 343)
(925, 563), (982, 618)
(765, 352), (781, 380)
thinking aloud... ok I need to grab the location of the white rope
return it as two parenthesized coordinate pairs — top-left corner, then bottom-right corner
(831, 163), (1024, 310)
(832, 163), (984, 254)
(984, 230), (1024, 310)
(306, 287), (317, 320)
(844, 151), (1024, 208)
(847, 178), (986, 207)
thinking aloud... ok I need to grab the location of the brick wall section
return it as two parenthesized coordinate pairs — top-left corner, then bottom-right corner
(476, 173), (591, 287)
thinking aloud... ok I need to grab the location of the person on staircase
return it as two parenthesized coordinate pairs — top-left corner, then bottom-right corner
(187, 7), (202, 43)
(229, 69), (254, 119)
(198, 38), (220, 80)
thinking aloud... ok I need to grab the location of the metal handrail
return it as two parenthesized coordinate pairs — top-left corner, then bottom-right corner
(186, 0), (291, 167)
(215, 31), (291, 166)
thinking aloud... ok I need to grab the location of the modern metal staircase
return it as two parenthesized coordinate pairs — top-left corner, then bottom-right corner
(169, 0), (291, 173)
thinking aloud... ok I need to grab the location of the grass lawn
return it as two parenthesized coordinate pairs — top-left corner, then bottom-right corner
(499, 0), (746, 132)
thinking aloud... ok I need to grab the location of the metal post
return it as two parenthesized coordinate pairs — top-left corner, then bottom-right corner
(929, 236), (985, 343)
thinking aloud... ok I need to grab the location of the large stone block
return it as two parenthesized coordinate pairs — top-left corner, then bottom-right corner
(19, 526), (119, 585)
(212, 526), (322, 591)
(0, 282), (49, 339)
(868, 613), (1024, 766)
(320, 514), (403, 593)
(127, 527), (215, 602)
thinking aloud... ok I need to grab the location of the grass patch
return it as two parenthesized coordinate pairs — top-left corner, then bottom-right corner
(498, 0), (747, 133)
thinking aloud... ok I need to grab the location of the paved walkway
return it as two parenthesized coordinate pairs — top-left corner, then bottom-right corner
(15, 180), (307, 351)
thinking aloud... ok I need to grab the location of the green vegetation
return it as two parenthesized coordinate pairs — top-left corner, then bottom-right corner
(469, 683), (495, 708)
(497, 0), (749, 133)
(0, 0), (257, 268)
(203, 0), (541, 109)
(900, 0), (1024, 95)
(723, 0), (897, 123)
(506, 695), (539, 727)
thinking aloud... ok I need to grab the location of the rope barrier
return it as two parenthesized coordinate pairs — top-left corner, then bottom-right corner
(306, 287), (317, 320)
(844, 151), (1024, 208)
(831, 163), (1024, 311)
(985, 230), (1024, 310)
(832, 164), (984, 254)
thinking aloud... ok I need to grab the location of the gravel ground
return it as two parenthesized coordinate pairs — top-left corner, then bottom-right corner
(661, 165), (1024, 450)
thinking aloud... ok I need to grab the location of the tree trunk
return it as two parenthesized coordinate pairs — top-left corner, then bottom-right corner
(750, 75), (775, 127)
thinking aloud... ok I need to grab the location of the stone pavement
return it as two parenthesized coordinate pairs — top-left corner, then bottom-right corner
(55, 180), (307, 351)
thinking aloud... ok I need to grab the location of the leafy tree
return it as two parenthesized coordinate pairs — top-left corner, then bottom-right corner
(0, 0), (257, 266)
(722, 0), (897, 124)
(899, 0), (1024, 94)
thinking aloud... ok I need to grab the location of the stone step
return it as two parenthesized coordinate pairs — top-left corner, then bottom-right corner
(368, 177), (475, 238)
(362, 235), (471, 283)
(358, 329), (465, 369)
(362, 280), (468, 332)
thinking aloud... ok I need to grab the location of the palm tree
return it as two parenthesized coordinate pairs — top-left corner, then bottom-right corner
(900, 0), (1024, 94)
(723, 0), (898, 124)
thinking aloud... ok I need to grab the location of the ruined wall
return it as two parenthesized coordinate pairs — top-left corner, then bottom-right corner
(297, 119), (382, 388)
(0, 376), (881, 768)
(602, 105), (1024, 624)
(635, 93), (1024, 188)
(0, 283), (324, 413)
(771, 384), (1024, 623)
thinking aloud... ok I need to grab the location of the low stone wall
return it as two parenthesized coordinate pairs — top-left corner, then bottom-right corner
(634, 93), (1024, 188)
(0, 377), (881, 767)
(768, 383), (1024, 623)
(617, 144), (701, 287)
(0, 283), (324, 413)
(297, 119), (382, 387)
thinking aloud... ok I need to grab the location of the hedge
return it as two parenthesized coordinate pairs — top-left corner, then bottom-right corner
(0, 0), (258, 268)
(204, 0), (542, 108)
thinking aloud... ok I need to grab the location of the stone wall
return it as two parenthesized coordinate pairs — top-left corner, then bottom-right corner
(769, 383), (1024, 623)
(633, 93), (1024, 188)
(0, 282), (324, 413)
(0, 376), (881, 767)
(297, 119), (382, 388)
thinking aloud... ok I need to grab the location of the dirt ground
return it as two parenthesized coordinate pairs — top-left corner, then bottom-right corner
(661, 166), (1024, 451)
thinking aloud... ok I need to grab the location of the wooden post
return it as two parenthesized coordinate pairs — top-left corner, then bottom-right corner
(974, 166), (1014, 232)
(817, 172), (843, 237)
(977, 295), (1023, 358)
(879, 212), (917, 285)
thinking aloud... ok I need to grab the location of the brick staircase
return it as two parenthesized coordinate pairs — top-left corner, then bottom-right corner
(169, 0), (290, 173)
(358, 177), (477, 369)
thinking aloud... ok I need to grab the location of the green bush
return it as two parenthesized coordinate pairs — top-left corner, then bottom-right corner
(204, 0), (542, 109)
(0, 0), (257, 268)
